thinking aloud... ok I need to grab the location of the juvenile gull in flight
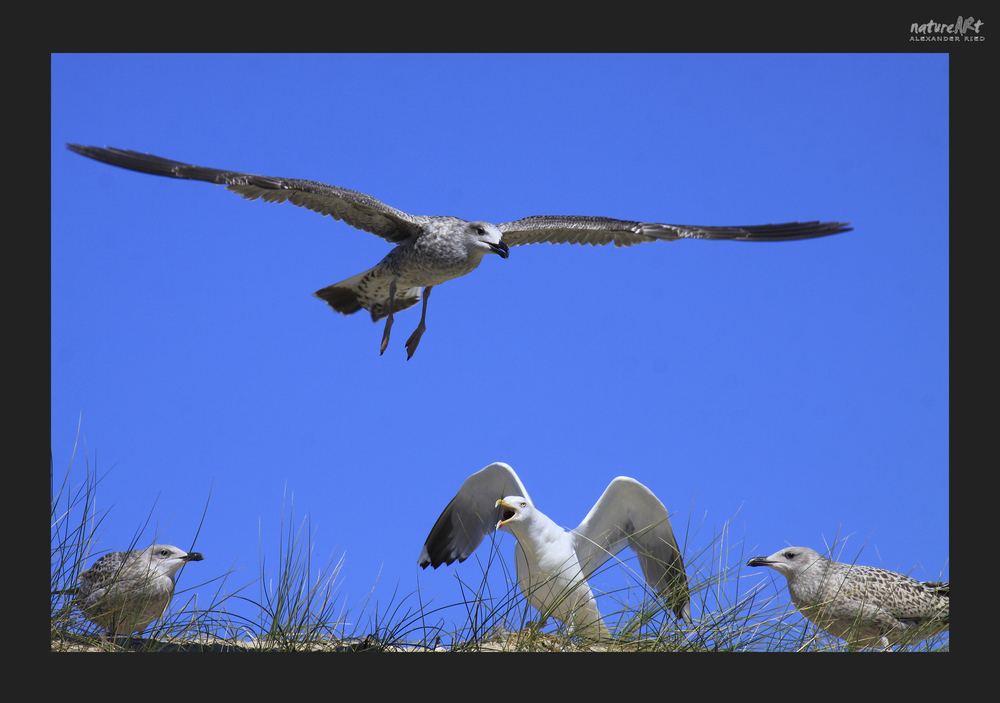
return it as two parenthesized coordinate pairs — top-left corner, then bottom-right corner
(418, 462), (690, 638)
(67, 144), (852, 358)
(747, 546), (949, 649)
(55, 544), (204, 637)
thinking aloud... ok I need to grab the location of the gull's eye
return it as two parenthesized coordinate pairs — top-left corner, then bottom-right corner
(475, 225), (486, 235)
(520, 501), (527, 508)
(160, 549), (171, 557)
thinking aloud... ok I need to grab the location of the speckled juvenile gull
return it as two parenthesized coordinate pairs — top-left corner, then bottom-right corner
(56, 544), (204, 636)
(418, 462), (690, 638)
(747, 546), (949, 649)
(67, 144), (852, 358)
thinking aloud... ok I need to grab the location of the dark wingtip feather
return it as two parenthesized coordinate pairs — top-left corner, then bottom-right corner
(67, 144), (232, 183)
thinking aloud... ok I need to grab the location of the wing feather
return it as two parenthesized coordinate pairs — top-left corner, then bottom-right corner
(499, 215), (851, 248)
(571, 476), (690, 622)
(418, 463), (530, 569)
(67, 144), (425, 244)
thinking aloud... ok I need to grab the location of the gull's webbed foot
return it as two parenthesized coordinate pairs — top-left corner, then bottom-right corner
(405, 286), (433, 360)
(405, 324), (425, 360)
(379, 279), (398, 356)
(379, 315), (394, 355)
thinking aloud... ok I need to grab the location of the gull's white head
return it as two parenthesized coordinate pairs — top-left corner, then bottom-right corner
(747, 546), (823, 581)
(495, 496), (533, 531)
(142, 544), (205, 581)
(464, 221), (510, 259)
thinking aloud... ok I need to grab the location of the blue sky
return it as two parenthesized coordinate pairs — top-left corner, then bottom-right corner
(51, 54), (948, 646)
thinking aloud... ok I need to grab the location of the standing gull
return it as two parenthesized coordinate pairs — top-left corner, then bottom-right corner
(418, 462), (690, 638)
(747, 546), (949, 649)
(55, 544), (204, 637)
(67, 144), (851, 358)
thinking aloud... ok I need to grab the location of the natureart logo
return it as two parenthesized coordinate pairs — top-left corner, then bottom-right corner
(910, 16), (985, 40)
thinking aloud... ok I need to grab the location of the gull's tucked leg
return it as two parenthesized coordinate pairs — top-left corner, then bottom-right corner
(379, 278), (397, 356)
(405, 285), (433, 360)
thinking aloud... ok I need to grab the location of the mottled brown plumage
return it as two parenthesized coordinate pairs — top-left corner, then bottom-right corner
(748, 546), (948, 648)
(68, 144), (850, 358)
(58, 544), (204, 636)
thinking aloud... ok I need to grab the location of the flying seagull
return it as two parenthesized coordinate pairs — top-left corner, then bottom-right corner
(747, 546), (949, 649)
(67, 144), (851, 358)
(418, 462), (690, 638)
(54, 544), (204, 637)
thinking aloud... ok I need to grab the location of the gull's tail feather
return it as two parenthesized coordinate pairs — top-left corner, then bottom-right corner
(314, 268), (421, 322)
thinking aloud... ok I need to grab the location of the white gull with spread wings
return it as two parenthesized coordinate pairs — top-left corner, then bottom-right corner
(418, 462), (690, 638)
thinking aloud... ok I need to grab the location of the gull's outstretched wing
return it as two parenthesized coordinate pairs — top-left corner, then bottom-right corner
(418, 463), (530, 569)
(67, 144), (426, 244)
(499, 215), (851, 248)
(571, 477), (690, 622)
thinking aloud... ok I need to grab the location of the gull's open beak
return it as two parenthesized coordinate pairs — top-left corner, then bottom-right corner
(491, 241), (510, 259)
(495, 499), (517, 529)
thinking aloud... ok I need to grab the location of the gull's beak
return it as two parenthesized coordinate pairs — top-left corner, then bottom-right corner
(746, 556), (771, 567)
(491, 240), (510, 259)
(495, 499), (517, 529)
(184, 552), (205, 562)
